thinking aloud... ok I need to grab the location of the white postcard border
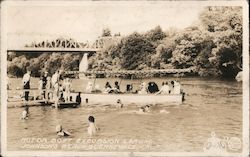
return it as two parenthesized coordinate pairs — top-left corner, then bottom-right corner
(1, 1), (249, 156)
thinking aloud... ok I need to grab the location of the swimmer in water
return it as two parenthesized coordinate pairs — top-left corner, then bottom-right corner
(159, 109), (170, 114)
(87, 116), (100, 136)
(25, 104), (29, 115)
(138, 106), (146, 113)
(144, 105), (150, 112)
(20, 110), (28, 120)
(56, 125), (71, 137)
(116, 99), (123, 108)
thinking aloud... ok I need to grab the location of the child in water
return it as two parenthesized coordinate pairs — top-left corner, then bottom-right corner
(20, 109), (28, 120)
(137, 105), (151, 114)
(87, 116), (100, 136)
(116, 99), (123, 108)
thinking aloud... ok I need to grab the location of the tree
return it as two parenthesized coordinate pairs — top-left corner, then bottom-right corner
(171, 27), (204, 68)
(145, 26), (166, 42)
(199, 6), (243, 77)
(101, 27), (112, 37)
(120, 32), (155, 70)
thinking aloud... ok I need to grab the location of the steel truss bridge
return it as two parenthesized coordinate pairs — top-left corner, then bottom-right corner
(7, 36), (120, 53)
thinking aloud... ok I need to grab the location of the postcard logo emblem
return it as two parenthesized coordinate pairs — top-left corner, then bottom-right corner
(203, 132), (242, 153)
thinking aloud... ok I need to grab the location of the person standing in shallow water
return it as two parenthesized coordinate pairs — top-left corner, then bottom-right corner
(64, 78), (71, 102)
(113, 81), (120, 93)
(76, 92), (81, 105)
(87, 116), (100, 136)
(22, 70), (31, 101)
(42, 71), (48, 98)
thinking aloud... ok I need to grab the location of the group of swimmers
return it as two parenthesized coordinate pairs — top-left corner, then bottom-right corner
(21, 107), (99, 137)
(56, 115), (100, 137)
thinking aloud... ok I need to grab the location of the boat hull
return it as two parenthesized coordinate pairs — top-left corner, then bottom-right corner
(71, 93), (184, 104)
(52, 102), (80, 108)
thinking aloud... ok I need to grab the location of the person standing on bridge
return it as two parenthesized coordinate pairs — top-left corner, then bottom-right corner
(22, 70), (31, 101)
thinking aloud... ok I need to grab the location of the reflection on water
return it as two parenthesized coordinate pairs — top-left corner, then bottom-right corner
(7, 77), (242, 152)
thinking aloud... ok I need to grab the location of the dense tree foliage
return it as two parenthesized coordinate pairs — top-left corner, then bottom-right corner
(8, 7), (242, 78)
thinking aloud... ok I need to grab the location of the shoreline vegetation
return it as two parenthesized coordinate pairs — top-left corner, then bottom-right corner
(7, 7), (242, 79)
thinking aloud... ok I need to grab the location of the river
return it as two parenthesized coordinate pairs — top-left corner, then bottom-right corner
(7, 77), (242, 152)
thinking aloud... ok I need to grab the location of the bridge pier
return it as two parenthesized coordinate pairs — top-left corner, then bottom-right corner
(79, 53), (88, 79)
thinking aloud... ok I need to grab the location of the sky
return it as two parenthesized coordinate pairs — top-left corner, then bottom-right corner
(5, 1), (205, 48)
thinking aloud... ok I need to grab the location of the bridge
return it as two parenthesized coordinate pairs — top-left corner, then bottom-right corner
(7, 36), (121, 53)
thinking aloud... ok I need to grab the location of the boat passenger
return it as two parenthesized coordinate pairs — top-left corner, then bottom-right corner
(170, 81), (175, 94)
(56, 125), (71, 137)
(138, 82), (148, 94)
(87, 116), (100, 136)
(76, 92), (81, 105)
(85, 82), (93, 93)
(173, 81), (181, 94)
(148, 82), (159, 94)
(64, 78), (71, 102)
(113, 81), (120, 93)
(104, 82), (112, 93)
(93, 84), (102, 93)
(156, 82), (170, 95)
(126, 84), (133, 93)
(22, 70), (31, 101)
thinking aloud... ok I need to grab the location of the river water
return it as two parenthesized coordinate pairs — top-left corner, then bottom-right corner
(7, 77), (242, 152)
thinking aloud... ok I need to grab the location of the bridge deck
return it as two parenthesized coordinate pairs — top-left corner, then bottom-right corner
(7, 47), (100, 52)
(66, 68), (195, 75)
